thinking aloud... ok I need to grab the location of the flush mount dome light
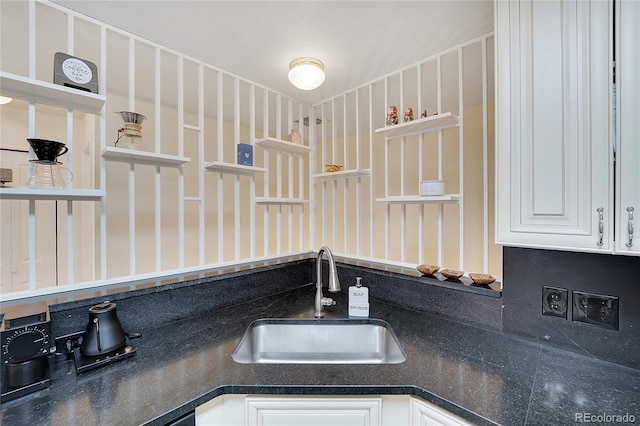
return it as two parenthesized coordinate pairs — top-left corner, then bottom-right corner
(288, 57), (325, 90)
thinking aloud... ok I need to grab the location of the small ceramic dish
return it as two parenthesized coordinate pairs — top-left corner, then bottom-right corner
(440, 269), (464, 280)
(416, 264), (439, 275)
(468, 273), (496, 285)
(325, 164), (344, 173)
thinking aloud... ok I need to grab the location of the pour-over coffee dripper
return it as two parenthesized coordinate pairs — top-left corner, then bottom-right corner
(27, 138), (68, 162)
(114, 111), (147, 150)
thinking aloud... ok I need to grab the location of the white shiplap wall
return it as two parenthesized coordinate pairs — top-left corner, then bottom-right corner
(311, 34), (499, 277)
(0, 1), (498, 302)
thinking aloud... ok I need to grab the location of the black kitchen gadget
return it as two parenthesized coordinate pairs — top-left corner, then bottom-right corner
(72, 301), (136, 374)
(1, 302), (53, 402)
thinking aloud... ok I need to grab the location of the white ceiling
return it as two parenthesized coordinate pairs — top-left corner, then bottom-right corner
(53, 0), (494, 106)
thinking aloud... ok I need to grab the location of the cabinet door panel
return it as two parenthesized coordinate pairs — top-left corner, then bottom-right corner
(616, 0), (640, 255)
(496, 0), (612, 251)
(409, 397), (473, 426)
(246, 397), (381, 426)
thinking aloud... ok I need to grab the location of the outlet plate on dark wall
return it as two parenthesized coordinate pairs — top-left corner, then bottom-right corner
(502, 247), (640, 370)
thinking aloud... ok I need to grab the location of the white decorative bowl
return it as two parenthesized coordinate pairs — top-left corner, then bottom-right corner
(420, 180), (444, 196)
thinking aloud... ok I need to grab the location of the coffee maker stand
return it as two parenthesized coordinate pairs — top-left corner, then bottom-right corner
(72, 343), (136, 374)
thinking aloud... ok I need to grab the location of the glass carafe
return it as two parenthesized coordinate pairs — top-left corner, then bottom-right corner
(28, 160), (73, 189)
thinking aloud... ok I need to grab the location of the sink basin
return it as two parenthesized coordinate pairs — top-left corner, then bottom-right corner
(232, 318), (406, 364)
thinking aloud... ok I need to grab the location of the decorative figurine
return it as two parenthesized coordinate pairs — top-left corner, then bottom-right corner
(404, 107), (414, 122)
(420, 109), (428, 118)
(288, 129), (301, 144)
(386, 105), (398, 126)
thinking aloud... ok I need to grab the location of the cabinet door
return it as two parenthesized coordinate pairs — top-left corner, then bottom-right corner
(496, 0), (613, 251)
(245, 397), (381, 426)
(615, 0), (640, 255)
(409, 397), (474, 426)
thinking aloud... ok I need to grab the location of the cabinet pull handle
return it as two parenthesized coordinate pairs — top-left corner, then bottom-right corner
(626, 207), (634, 248)
(597, 207), (604, 246)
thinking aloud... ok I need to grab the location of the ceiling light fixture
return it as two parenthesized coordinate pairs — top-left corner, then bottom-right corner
(0, 96), (13, 105)
(288, 57), (325, 90)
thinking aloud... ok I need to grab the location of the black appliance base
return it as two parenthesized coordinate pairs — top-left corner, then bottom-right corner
(1, 376), (50, 403)
(73, 344), (136, 374)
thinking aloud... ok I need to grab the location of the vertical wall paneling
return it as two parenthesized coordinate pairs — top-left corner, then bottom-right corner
(1, 1), (493, 299)
(65, 201), (73, 285)
(65, 110), (74, 284)
(128, 37), (136, 275)
(29, 0), (35, 77)
(458, 47), (465, 270)
(384, 78), (390, 260)
(368, 84), (375, 258)
(308, 108), (315, 250)
(216, 71), (224, 263)
(27, 1), (36, 290)
(400, 72), (406, 262)
(343, 95), (349, 253)
(354, 90), (361, 256)
(436, 56), (444, 268)
(322, 102), (327, 246)
(197, 64), (205, 264)
(312, 33), (495, 276)
(298, 103), (305, 251)
(276, 95), (282, 255)
(234, 78), (241, 260)
(287, 100), (293, 252)
(481, 38), (489, 271)
(154, 47), (162, 272)
(65, 3), (75, 285)
(28, 200), (36, 290)
(330, 97), (336, 249)
(263, 90), (270, 256)
(249, 84), (256, 258)
(417, 63), (424, 263)
(99, 25), (107, 281)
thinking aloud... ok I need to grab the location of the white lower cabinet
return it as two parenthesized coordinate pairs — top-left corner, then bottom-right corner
(195, 395), (474, 426)
(245, 396), (382, 426)
(410, 397), (475, 426)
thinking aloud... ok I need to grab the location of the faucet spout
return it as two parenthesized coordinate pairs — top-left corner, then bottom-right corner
(314, 246), (341, 318)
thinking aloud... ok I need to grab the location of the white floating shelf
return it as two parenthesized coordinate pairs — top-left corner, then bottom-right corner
(0, 71), (106, 114)
(0, 187), (105, 201)
(376, 194), (461, 204)
(313, 169), (371, 180)
(204, 161), (267, 175)
(102, 147), (190, 166)
(375, 112), (460, 139)
(255, 137), (313, 155)
(255, 197), (310, 205)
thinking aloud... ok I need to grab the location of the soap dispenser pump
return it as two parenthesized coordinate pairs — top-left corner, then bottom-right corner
(349, 277), (369, 317)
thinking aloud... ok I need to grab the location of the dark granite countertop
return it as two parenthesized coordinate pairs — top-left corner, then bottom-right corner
(1, 285), (639, 426)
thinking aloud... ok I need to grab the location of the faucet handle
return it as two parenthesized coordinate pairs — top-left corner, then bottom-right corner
(321, 297), (336, 307)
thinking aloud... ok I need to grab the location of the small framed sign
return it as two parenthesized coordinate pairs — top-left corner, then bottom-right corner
(53, 52), (99, 94)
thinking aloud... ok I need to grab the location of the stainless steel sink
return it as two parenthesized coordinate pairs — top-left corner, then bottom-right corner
(231, 318), (406, 364)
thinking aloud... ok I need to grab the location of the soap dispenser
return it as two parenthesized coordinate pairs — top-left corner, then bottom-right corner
(349, 277), (369, 317)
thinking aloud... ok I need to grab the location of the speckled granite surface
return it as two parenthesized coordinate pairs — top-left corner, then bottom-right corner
(2, 284), (638, 426)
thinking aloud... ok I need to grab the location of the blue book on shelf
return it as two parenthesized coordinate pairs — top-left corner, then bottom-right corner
(237, 143), (253, 166)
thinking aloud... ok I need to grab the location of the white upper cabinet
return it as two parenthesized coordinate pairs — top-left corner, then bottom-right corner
(615, 0), (640, 255)
(496, 0), (615, 252)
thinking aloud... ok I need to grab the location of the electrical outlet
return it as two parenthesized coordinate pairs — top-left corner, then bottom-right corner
(542, 286), (568, 318)
(53, 331), (84, 355)
(572, 291), (619, 330)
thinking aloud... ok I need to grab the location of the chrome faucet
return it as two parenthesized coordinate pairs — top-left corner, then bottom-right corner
(314, 246), (341, 318)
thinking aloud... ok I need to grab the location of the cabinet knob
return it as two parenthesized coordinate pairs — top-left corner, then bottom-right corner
(626, 206), (634, 248)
